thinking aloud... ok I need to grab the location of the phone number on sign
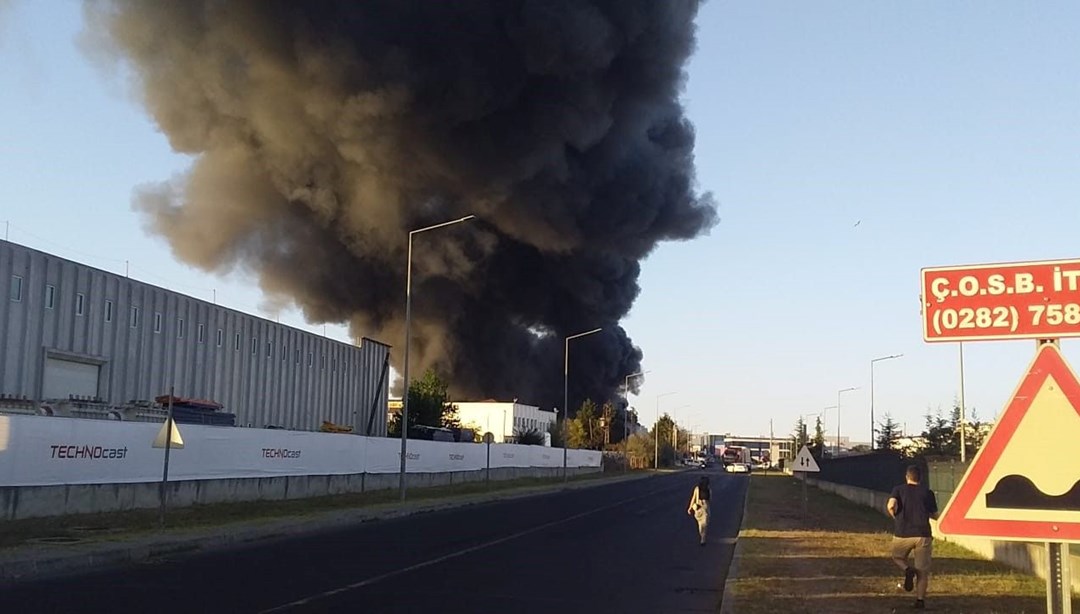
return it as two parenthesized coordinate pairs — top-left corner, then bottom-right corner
(931, 304), (1080, 336)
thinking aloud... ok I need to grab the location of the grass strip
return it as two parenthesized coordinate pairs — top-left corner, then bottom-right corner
(728, 474), (1076, 613)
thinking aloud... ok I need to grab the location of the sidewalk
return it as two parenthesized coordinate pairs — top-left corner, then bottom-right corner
(724, 474), (1076, 613)
(0, 470), (654, 586)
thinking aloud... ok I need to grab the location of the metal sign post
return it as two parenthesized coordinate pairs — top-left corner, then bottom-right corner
(793, 446), (820, 522)
(158, 389), (175, 528)
(483, 432), (494, 488)
(800, 471), (808, 519)
(1046, 542), (1072, 614)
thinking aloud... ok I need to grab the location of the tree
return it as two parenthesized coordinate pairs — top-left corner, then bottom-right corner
(625, 431), (653, 469)
(461, 421), (484, 443)
(791, 417), (809, 452)
(514, 427), (545, 445)
(569, 399), (602, 449)
(921, 407), (953, 456)
(966, 407), (987, 454)
(876, 413), (902, 451)
(388, 368), (458, 436)
(599, 400), (616, 448)
(921, 400), (985, 459)
(811, 416), (826, 455)
(566, 417), (588, 449)
(651, 414), (677, 466)
(547, 419), (565, 448)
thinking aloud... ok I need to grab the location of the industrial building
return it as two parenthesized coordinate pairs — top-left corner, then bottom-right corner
(386, 399), (556, 443)
(0, 240), (390, 433)
(454, 401), (556, 443)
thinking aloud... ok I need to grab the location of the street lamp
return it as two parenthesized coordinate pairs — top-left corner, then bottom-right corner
(837, 387), (859, 457)
(870, 354), (903, 450)
(623, 370), (649, 469)
(959, 342), (967, 463)
(399, 215), (475, 501)
(670, 404), (691, 456)
(654, 392), (676, 469)
(564, 327), (602, 481)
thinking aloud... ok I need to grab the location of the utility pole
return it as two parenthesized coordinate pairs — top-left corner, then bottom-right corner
(959, 342), (967, 463)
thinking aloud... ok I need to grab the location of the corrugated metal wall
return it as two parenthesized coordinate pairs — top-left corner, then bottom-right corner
(0, 240), (389, 434)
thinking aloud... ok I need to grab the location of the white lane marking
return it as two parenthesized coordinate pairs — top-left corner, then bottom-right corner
(260, 482), (684, 613)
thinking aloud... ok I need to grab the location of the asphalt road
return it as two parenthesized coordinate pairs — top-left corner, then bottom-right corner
(0, 469), (748, 614)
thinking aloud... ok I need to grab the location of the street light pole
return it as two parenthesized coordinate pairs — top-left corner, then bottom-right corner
(837, 387), (858, 457)
(654, 392), (676, 469)
(671, 404), (691, 457)
(564, 327), (602, 482)
(870, 354), (903, 450)
(399, 215), (475, 501)
(623, 370), (649, 470)
(959, 342), (967, 463)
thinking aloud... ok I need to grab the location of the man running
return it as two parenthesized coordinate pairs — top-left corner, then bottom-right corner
(887, 465), (939, 610)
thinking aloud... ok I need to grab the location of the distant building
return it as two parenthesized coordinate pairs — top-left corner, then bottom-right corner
(386, 399), (556, 444)
(454, 401), (555, 443)
(705, 433), (793, 465)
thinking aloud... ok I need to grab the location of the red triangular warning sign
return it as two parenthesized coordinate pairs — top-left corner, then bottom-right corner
(939, 343), (1080, 543)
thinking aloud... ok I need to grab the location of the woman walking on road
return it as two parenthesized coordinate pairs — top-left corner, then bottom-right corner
(687, 476), (711, 546)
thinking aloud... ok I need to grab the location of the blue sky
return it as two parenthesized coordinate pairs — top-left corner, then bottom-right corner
(2, 1), (1078, 443)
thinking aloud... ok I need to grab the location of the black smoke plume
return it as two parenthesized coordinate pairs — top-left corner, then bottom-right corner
(83, 0), (717, 413)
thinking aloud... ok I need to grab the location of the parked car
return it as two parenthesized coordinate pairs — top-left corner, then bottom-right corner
(725, 462), (751, 474)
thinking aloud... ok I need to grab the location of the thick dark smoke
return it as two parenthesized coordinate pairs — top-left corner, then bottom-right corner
(84, 0), (716, 413)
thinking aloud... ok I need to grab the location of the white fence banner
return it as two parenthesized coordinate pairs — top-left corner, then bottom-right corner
(364, 436), (404, 475)
(567, 448), (602, 468)
(0, 414), (600, 487)
(168, 426), (365, 481)
(531, 446), (563, 468)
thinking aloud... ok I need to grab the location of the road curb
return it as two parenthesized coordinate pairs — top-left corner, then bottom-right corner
(719, 474), (753, 614)
(0, 471), (656, 587)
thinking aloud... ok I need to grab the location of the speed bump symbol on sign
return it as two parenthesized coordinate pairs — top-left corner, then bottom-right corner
(939, 343), (1080, 543)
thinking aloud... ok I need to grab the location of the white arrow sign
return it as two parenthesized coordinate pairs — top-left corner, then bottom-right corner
(794, 445), (820, 473)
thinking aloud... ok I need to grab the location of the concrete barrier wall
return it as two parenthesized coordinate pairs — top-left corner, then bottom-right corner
(0, 466), (601, 521)
(805, 476), (1080, 593)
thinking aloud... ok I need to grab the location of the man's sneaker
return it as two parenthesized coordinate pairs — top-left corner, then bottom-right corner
(913, 599), (925, 609)
(903, 567), (916, 592)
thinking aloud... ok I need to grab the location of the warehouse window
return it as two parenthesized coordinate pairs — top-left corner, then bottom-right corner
(177, 318), (185, 339)
(104, 300), (114, 323)
(216, 329), (223, 347)
(235, 333), (241, 351)
(9, 275), (22, 302)
(251, 337), (257, 355)
(75, 293), (84, 316)
(267, 341), (272, 358)
(154, 312), (162, 333)
(44, 285), (55, 309)
(321, 355), (326, 370)
(308, 352), (313, 367)
(343, 360), (348, 374)
(282, 344), (287, 361)
(129, 306), (139, 328)
(332, 358), (337, 372)
(197, 323), (205, 343)
(295, 349), (300, 364)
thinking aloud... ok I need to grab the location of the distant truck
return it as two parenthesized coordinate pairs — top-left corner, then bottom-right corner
(721, 446), (750, 468)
